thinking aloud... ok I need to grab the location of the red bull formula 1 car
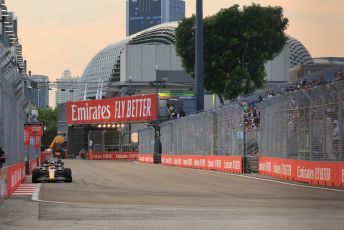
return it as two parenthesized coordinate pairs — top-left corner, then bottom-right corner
(32, 157), (72, 183)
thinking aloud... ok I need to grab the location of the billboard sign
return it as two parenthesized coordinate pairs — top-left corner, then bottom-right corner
(24, 124), (44, 137)
(67, 94), (158, 125)
(24, 123), (43, 147)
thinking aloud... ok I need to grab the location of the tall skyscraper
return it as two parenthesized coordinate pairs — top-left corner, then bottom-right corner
(30, 75), (49, 108)
(56, 70), (80, 105)
(126, 0), (185, 36)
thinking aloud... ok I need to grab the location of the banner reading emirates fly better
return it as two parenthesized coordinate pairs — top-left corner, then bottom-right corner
(66, 94), (157, 125)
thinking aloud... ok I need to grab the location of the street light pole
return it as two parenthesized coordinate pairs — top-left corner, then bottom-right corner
(127, 77), (133, 145)
(154, 86), (160, 163)
(149, 81), (163, 163)
(195, 0), (204, 111)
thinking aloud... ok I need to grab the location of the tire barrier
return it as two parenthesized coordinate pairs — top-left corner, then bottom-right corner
(161, 155), (243, 174)
(91, 152), (138, 160)
(259, 157), (344, 188)
(138, 154), (154, 164)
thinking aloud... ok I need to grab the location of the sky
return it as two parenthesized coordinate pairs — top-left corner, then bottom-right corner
(5, 0), (344, 107)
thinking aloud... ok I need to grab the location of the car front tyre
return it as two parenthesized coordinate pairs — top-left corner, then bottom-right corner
(63, 168), (72, 183)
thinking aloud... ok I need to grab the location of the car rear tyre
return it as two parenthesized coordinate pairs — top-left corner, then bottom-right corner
(32, 168), (40, 183)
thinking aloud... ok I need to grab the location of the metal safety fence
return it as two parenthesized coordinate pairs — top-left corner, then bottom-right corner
(0, 44), (27, 167)
(139, 126), (155, 154)
(139, 79), (344, 163)
(258, 80), (344, 161)
(140, 103), (244, 156)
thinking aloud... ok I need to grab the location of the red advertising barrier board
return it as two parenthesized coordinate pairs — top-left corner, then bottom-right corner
(24, 124), (44, 136)
(4, 152), (51, 197)
(67, 94), (158, 125)
(138, 154), (154, 164)
(24, 126), (30, 146)
(92, 152), (138, 160)
(161, 155), (243, 174)
(34, 136), (41, 149)
(6, 162), (25, 196)
(259, 157), (344, 188)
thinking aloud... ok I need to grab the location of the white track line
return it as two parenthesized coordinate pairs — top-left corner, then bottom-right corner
(13, 193), (35, 196)
(215, 171), (344, 193)
(136, 162), (344, 193)
(12, 184), (39, 196)
(31, 184), (41, 201)
(33, 197), (189, 208)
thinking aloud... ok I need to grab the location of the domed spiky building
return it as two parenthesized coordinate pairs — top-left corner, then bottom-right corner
(80, 22), (313, 98)
(286, 36), (313, 67)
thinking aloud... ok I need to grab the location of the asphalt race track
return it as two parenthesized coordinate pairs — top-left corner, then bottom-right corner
(1, 160), (344, 230)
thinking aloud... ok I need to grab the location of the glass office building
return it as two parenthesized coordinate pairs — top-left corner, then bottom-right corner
(56, 70), (81, 105)
(126, 0), (185, 36)
(30, 75), (49, 108)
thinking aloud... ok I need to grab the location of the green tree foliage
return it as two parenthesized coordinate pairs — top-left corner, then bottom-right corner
(175, 4), (289, 102)
(38, 107), (57, 148)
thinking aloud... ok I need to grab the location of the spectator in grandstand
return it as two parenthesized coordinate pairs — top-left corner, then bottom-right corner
(88, 147), (94, 160)
(178, 108), (186, 118)
(240, 100), (248, 111)
(258, 95), (263, 102)
(167, 104), (177, 119)
(289, 97), (298, 110)
(0, 147), (6, 168)
(334, 71), (344, 82)
(301, 79), (307, 88)
(287, 116), (296, 136)
(332, 119), (340, 158)
(79, 148), (86, 160)
(254, 108), (260, 127)
(241, 100), (260, 129)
